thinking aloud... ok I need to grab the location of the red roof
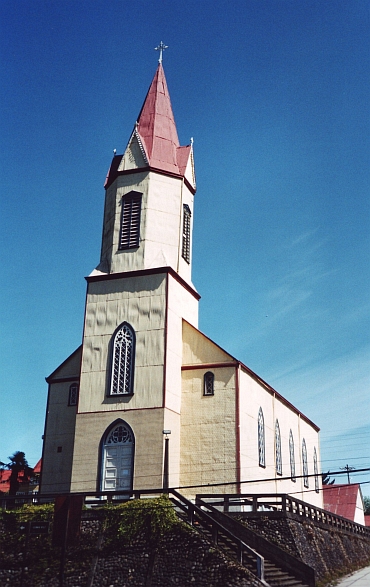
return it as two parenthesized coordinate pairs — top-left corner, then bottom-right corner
(0, 469), (12, 492)
(33, 458), (42, 474)
(106, 64), (192, 188)
(365, 515), (370, 527)
(0, 459), (41, 493)
(136, 63), (180, 174)
(323, 483), (362, 522)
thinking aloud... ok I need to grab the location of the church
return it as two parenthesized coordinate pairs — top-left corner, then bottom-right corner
(40, 54), (323, 508)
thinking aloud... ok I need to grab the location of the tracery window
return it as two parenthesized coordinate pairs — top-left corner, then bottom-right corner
(68, 383), (79, 406)
(275, 420), (282, 476)
(289, 430), (296, 482)
(182, 204), (191, 263)
(302, 439), (309, 488)
(313, 447), (319, 493)
(109, 322), (135, 396)
(119, 191), (142, 250)
(106, 423), (134, 445)
(258, 408), (265, 468)
(204, 371), (214, 396)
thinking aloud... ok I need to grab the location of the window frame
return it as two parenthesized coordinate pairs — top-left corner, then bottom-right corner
(275, 420), (282, 476)
(119, 191), (142, 250)
(302, 439), (309, 488)
(108, 322), (135, 397)
(203, 371), (214, 396)
(182, 204), (191, 263)
(289, 429), (296, 482)
(258, 408), (266, 468)
(313, 447), (319, 493)
(68, 383), (79, 407)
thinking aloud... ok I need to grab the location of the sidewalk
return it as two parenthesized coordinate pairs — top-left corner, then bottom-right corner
(334, 565), (370, 586)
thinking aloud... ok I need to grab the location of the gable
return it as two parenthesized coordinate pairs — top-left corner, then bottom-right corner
(119, 133), (148, 171)
(182, 320), (234, 365)
(46, 346), (82, 383)
(323, 484), (364, 522)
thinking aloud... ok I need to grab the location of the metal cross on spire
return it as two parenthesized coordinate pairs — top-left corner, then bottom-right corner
(154, 41), (168, 64)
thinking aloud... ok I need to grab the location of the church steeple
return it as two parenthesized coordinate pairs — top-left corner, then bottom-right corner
(98, 63), (196, 284)
(136, 63), (181, 175)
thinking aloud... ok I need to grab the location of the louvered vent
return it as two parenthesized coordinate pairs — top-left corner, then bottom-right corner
(119, 192), (142, 250)
(182, 204), (191, 263)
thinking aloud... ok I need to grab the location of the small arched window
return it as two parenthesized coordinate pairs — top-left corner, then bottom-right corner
(313, 447), (319, 493)
(204, 372), (214, 396)
(289, 430), (296, 482)
(68, 383), (79, 406)
(302, 439), (309, 488)
(258, 408), (265, 468)
(109, 322), (135, 396)
(275, 420), (282, 476)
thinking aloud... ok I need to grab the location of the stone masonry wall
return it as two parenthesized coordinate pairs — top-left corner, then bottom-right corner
(240, 515), (370, 584)
(0, 518), (263, 587)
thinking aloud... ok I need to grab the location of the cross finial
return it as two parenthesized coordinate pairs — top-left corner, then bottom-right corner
(154, 41), (168, 64)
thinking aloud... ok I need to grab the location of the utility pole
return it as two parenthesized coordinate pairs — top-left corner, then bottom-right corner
(340, 464), (355, 484)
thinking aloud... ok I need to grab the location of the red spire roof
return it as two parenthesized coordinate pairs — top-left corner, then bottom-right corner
(136, 63), (190, 175)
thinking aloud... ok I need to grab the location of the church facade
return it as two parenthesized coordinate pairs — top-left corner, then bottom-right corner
(40, 62), (322, 507)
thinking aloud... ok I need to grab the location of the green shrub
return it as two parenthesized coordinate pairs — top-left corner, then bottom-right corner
(103, 495), (179, 544)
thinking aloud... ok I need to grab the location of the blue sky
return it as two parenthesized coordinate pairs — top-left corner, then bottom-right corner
(1, 1), (369, 494)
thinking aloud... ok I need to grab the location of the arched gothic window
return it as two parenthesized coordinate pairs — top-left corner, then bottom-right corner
(302, 439), (309, 488)
(204, 372), (214, 396)
(109, 322), (135, 396)
(289, 430), (296, 482)
(275, 420), (282, 476)
(258, 408), (265, 468)
(101, 420), (135, 492)
(313, 447), (319, 493)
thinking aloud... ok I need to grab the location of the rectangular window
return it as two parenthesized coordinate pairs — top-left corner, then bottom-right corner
(68, 383), (79, 406)
(182, 204), (191, 263)
(119, 192), (142, 250)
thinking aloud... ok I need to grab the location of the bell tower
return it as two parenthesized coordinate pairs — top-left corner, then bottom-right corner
(97, 62), (196, 286)
(67, 57), (199, 494)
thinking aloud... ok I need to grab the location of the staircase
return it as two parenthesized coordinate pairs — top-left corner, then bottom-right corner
(169, 490), (315, 587)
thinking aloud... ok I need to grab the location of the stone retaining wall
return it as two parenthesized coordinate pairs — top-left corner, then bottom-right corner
(240, 514), (370, 584)
(0, 518), (262, 587)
